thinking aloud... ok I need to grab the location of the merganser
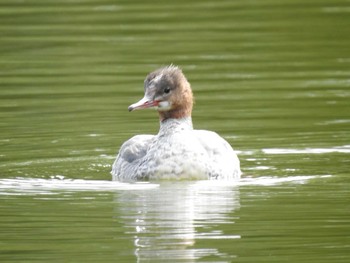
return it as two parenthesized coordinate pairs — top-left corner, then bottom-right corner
(111, 65), (241, 181)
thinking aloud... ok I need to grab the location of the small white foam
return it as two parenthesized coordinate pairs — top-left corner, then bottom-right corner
(239, 175), (332, 186)
(246, 166), (274, 171)
(86, 133), (103, 137)
(0, 177), (158, 195)
(0, 174), (332, 195)
(263, 145), (350, 154)
(317, 119), (350, 125)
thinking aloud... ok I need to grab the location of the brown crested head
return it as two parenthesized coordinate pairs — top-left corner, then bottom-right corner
(128, 65), (193, 122)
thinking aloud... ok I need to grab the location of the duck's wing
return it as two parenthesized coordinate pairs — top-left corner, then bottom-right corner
(111, 134), (154, 181)
(193, 130), (241, 179)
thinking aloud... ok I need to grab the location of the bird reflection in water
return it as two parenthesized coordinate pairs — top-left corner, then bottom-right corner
(116, 181), (240, 262)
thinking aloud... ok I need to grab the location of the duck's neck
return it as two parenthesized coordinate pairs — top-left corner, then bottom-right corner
(158, 106), (192, 122)
(158, 117), (193, 135)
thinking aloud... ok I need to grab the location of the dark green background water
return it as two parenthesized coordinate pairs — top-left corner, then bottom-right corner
(1, 0), (349, 262)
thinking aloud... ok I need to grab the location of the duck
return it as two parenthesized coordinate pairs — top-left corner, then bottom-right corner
(111, 65), (241, 181)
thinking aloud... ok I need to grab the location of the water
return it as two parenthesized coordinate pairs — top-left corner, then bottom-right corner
(1, 0), (349, 262)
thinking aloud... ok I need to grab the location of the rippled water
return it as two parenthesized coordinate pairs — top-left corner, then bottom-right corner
(0, 175), (346, 262)
(1, 0), (350, 262)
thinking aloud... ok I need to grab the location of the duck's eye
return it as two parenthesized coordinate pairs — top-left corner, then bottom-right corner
(164, 87), (171, 94)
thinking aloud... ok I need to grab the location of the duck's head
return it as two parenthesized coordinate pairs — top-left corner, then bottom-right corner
(128, 65), (193, 121)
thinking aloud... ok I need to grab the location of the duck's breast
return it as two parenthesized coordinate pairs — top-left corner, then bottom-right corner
(145, 130), (209, 180)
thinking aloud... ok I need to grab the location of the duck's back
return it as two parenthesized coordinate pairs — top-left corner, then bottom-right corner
(192, 130), (241, 180)
(111, 134), (154, 181)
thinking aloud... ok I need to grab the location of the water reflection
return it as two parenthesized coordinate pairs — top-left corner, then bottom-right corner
(0, 176), (334, 262)
(117, 181), (240, 262)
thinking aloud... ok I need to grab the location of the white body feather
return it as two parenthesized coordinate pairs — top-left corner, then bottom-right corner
(112, 118), (241, 181)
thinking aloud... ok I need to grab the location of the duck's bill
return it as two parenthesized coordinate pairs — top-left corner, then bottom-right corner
(128, 96), (159, 111)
